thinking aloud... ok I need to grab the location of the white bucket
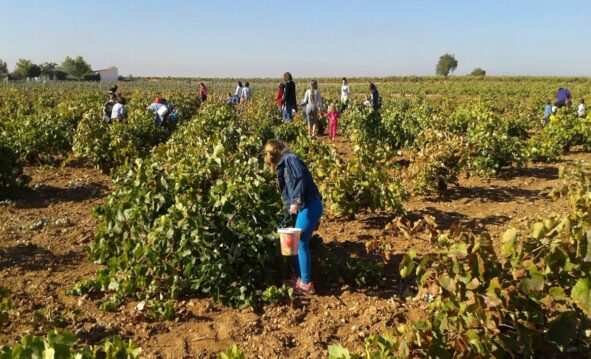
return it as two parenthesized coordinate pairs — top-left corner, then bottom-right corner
(277, 227), (301, 256)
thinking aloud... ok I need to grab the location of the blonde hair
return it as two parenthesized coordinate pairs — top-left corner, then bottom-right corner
(328, 103), (336, 113)
(264, 139), (288, 171)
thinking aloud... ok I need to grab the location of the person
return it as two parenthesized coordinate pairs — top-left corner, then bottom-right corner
(340, 77), (350, 111)
(549, 105), (558, 122)
(276, 83), (285, 113)
(111, 95), (127, 122)
(542, 100), (552, 126)
(147, 97), (170, 125)
(264, 139), (323, 294)
(199, 83), (208, 102)
(301, 80), (322, 137)
(232, 81), (243, 104)
(282, 72), (297, 122)
(578, 99), (586, 118)
(323, 103), (340, 142)
(556, 87), (572, 108)
(103, 93), (117, 122)
(108, 85), (118, 95)
(369, 83), (380, 110)
(240, 82), (252, 103)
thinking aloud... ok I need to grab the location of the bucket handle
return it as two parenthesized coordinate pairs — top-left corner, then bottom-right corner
(278, 213), (291, 229)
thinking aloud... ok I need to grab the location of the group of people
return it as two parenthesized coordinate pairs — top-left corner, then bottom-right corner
(275, 74), (381, 141)
(542, 87), (587, 126)
(102, 86), (127, 122)
(226, 81), (252, 104)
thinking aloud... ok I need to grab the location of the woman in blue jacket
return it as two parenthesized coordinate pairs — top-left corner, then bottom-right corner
(264, 139), (323, 294)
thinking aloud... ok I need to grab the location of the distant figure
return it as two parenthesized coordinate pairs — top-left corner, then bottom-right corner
(322, 103), (341, 142)
(103, 93), (117, 122)
(276, 83), (285, 112)
(369, 83), (381, 110)
(147, 97), (170, 125)
(550, 105), (558, 122)
(556, 87), (572, 108)
(340, 77), (350, 110)
(108, 85), (118, 95)
(282, 72), (297, 122)
(578, 99), (586, 118)
(301, 80), (322, 137)
(240, 82), (252, 103)
(111, 95), (127, 122)
(233, 81), (243, 104)
(199, 83), (208, 102)
(542, 99), (552, 126)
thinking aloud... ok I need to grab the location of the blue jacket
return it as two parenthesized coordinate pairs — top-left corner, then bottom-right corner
(276, 152), (321, 209)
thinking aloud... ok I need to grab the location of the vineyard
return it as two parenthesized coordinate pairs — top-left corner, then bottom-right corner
(1, 77), (591, 358)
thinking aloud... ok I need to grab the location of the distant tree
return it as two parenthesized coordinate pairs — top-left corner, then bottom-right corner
(0, 59), (8, 79)
(470, 68), (486, 76)
(14, 58), (33, 79)
(28, 64), (41, 78)
(61, 56), (92, 79)
(40, 62), (58, 79)
(54, 70), (68, 81)
(435, 53), (458, 76)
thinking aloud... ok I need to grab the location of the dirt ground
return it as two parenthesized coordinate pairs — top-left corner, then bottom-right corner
(1, 139), (589, 358)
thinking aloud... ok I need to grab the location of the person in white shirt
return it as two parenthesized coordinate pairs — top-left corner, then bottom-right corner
(340, 77), (350, 110)
(111, 96), (127, 121)
(240, 82), (252, 103)
(233, 81), (243, 104)
(578, 99), (586, 118)
(301, 80), (322, 137)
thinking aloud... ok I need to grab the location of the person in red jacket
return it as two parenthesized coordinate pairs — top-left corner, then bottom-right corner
(276, 83), (285, 113)
(199, 83), (208, 102)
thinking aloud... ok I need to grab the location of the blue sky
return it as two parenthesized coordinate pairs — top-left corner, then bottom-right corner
(0, 0), (589, 77)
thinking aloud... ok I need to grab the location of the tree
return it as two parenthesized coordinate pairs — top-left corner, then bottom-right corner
(61, 56), (92, 79)
(470, 68), (486, 76)
(28, 64), (41, 78)
(40, 62), (58, 79)
(14, 58), (33, 79)
(0, 59), (8, 79)
(435, 53), (458, 77)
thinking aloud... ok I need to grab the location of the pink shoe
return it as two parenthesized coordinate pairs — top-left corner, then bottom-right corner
(293, 278), (315, 294)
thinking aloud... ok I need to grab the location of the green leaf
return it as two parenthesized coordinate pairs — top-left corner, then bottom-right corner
(502, 228), (517, 256)
(518, 273), (545, 296)
(571, 278), (591, 316)
(438, 273), (457, 293)
(547, 312), (579, 351)
(531, 222), (545, 239)
(327, 344), (353, 359)
(399, 251), (416, 278)
(448, 243), (468, 260)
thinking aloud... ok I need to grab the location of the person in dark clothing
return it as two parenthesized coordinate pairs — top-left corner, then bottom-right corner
(369, 83), (380, 110)
(282, 72), (297, 122)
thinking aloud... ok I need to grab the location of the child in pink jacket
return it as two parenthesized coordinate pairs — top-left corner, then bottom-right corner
(323, 103), (340, 142)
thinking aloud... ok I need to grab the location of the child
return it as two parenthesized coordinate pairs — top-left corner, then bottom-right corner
(578, 99), (586, 118)
(323, 103), (340, 142)
(542, 100), (552, 126)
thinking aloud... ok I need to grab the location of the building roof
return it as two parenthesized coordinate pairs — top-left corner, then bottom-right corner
(94, 66), (118, 72)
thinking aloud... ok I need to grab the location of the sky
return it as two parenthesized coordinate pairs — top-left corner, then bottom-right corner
(0, 0), (590, 77)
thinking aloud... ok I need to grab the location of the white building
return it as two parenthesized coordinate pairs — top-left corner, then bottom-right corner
(94, 66), (118, 83)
